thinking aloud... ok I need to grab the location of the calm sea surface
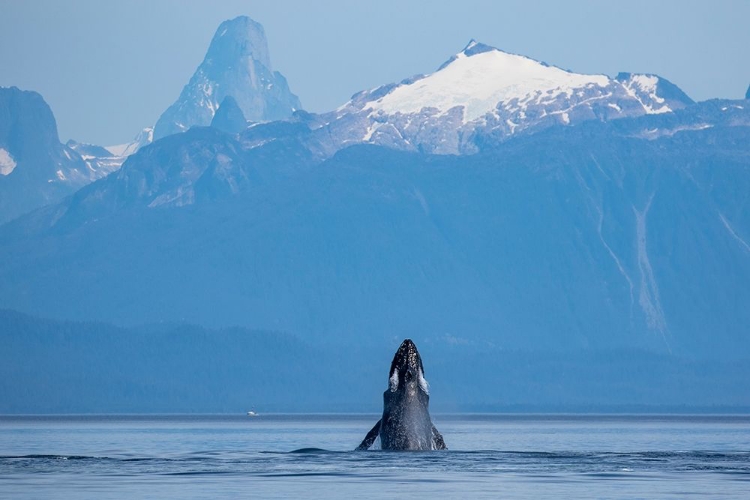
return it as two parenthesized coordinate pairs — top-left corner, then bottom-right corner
(1, 414), (749, 498)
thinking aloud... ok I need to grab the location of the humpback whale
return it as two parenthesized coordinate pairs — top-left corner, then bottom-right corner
(356, 339), (446, 451)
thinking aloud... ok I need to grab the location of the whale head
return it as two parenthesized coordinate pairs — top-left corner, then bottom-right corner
(388, 339), (429, 395)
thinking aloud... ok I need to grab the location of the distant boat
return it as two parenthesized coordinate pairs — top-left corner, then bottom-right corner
(246, 410), (259, 417)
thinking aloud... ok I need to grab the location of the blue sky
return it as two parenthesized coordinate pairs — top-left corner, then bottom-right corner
(1, 0), (748, 145)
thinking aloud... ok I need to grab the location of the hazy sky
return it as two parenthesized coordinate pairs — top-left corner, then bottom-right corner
(1, 0), (749, 145)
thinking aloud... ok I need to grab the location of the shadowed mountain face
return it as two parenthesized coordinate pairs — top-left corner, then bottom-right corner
(211, 96), (248, 134)
(1, 107), (749, 362)
(0, 87), (117, 224)
(153, 16), (301, 140)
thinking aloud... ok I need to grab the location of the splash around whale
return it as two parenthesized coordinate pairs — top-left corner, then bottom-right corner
(356, 339), (446, 451)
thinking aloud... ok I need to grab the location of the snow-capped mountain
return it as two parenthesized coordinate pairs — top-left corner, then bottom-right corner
(0, 87), (117, 224)
(153, 16), (301, 140)
(106, 127), (153, 157)
(320, 41), (693, 154)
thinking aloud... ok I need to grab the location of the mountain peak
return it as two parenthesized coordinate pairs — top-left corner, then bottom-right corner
(205, 15), (272, 72)
(461, 39), (497, 57)
(153, 16), (301, 140)
(745, 84), (749, 100)
(211, 96), (248, 134)
(437, 40), (508, 71)
(106, 127), (153, 157)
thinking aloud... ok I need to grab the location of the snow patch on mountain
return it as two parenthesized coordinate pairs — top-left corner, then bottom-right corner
(619, 74), (671, 114)
(719, 213), (750, 253)
(634, 123), (713, 140)
(106, 127), (153, 157)
(0, 148), (17, 176)
(633, 194), (670, 350)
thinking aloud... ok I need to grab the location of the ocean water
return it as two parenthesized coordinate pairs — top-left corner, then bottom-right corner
(1, 414), (749, 499)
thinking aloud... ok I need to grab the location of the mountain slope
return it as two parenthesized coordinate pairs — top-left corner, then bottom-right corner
(153, 16), (301, 140)
(1, 112), (748, 360)
(2, 309), (749, 413)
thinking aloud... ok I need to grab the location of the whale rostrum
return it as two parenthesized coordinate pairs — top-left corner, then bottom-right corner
(356, 339), (446, 451)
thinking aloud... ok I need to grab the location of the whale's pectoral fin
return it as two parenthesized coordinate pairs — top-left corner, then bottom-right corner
(355, 419), (382, 451)
(432, 425), (446, 450)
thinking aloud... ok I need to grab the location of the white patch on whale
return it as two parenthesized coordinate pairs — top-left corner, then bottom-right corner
(389, 368), (399, 392)
(418, 369), (429, 395)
